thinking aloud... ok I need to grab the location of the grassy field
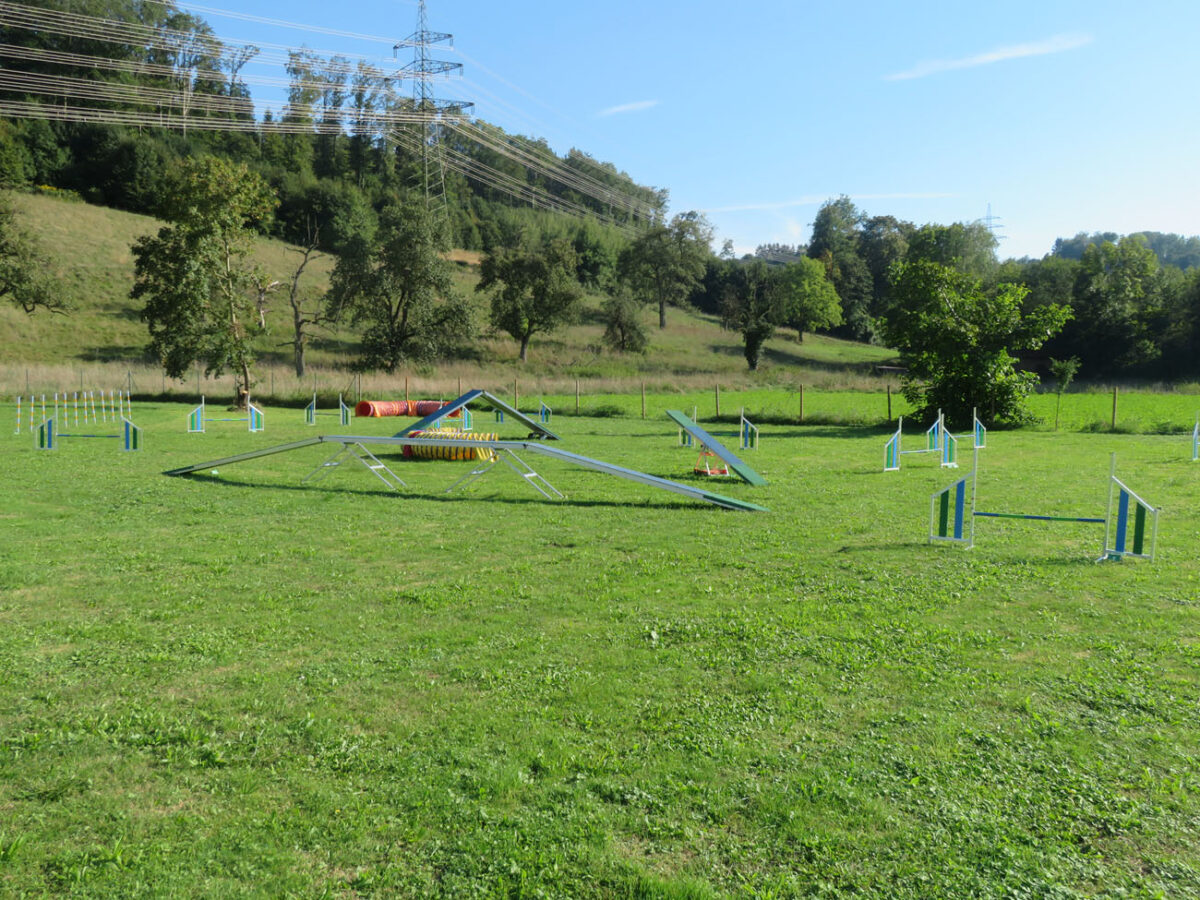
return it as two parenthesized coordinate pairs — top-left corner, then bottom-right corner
(1, 398), (1198, 896)
(0, 191), (897, 396)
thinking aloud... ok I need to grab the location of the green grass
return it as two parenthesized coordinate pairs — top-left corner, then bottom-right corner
(1, 400), (1198, 895)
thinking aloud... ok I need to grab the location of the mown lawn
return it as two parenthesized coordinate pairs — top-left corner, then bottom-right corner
(1, 399), (1198, 896)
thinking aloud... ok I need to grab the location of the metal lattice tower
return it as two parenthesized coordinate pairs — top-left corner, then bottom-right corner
(394, 0), (473, 213)
(982, 203), (1005, 242)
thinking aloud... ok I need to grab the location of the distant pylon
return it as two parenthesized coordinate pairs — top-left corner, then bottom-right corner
(394, 0), (473, 215)
(982, 203), (1005, 241)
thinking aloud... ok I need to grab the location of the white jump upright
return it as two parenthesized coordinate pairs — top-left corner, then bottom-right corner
(885, 409), (957, 471)
(189, 395), (264, 433)
(930, 448), (1158, 562)
(305, 393), (351, 427)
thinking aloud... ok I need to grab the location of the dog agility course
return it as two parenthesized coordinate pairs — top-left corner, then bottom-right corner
(6, 389), (1200, 897)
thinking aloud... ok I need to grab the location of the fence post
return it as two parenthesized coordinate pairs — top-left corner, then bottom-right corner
(641, 381), (646, 419)
(1111, 385), (1118, 429)
(715, 383), (720, 418)
(799, 384), (805, 423)
(575, 379), (580, 414)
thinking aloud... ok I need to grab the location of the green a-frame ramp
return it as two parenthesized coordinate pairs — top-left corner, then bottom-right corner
(666, 410), (767, 486)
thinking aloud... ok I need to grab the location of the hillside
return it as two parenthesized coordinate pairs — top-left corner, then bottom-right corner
(0, 191), (898, 397)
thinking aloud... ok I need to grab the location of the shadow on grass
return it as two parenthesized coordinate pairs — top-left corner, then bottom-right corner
(173, 472), (740, 512)
(707, 342), (893, 374)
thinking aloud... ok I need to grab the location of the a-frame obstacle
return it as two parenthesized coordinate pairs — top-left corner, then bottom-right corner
(929, 448), (1158, 561)
(392, 390), (558, 441)
(665, 410), (766, 486)
(163, 434), (766, 512)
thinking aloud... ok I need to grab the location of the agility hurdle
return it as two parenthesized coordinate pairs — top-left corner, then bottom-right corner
(676, 407), (759, 451)
(539, 401), (552, 424)
(929, 449), (1158, 561)
(188, 396), (264, 433)
(885, 411), (958, 471)
(35, 416), (141, 452)
(304, 393), (351, 427)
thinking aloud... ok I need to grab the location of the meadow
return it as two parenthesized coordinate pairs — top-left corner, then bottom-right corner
(1, 393), (1198, 897)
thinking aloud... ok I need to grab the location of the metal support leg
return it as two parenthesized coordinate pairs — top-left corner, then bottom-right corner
(302, 442), (406, 491)
(443, 449), (563, 500)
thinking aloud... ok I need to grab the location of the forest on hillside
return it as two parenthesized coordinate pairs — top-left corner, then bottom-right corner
(0, 0), (1199, 390)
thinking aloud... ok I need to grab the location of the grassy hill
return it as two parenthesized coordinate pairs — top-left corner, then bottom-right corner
(0, 191), (898, 400)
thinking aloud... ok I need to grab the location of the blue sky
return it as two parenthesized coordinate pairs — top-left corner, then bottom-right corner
(213, 0), (1200, 259)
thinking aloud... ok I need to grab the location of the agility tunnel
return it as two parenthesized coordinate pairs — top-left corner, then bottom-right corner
(402, 429), (496, 461)
(355, 400), (461, 418)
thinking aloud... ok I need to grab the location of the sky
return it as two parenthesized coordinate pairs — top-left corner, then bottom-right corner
(196, 0), (1200, 259)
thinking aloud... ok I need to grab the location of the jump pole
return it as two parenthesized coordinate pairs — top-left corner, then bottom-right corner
(930, 447), (1158, 561)
(1192, 414), (1198, 462)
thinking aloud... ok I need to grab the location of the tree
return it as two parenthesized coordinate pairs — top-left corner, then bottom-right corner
(807, 197), (873, 341)
(0, 193), (66, 314)
(771, 257), (842, 339)
(478, 237), (582, 362)
(880, 260), (1070, 426)
(326, 201), (472, 372)
(601, 288), (648, 354)
(619, 211), (712, 329)
(720, 260), (779, 371)
(132, 157), (276, 407)
(1048, 357), (1080, 431)
(1065, 236), (1162, 373)
(281, 221), (328, 377)
(906, 221), (998, 278)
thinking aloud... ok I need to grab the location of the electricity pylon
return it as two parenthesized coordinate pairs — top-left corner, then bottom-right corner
(394, 0), (473, 215)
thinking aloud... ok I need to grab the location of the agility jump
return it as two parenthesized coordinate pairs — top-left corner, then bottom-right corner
(305, 393), (352, 427)
(188, 396), (264, 433)
(35, 415), (141, 452)
(885, 408), (984, 472)
(930, 448), (1158, 561)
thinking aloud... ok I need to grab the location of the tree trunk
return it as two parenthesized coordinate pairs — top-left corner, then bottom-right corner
(519, 335), (530, 362)
(237, 358), (252, 409)
(659, 299), (666, 329)
(294, 338), (306, 378)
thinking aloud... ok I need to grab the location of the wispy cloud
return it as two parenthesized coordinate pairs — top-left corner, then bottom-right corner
(596, 100), (659, 117)
(885, 32), (1092, 81)
(704, 192), (956, 214)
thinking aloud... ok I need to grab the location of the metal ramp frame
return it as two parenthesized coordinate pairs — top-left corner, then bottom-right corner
(443, 447), (564, 500)
(302, 441), (406, 491)
(165, 434), (766, 512)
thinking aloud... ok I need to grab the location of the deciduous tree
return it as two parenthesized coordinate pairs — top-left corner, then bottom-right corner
(478, 237), (582, 362)
(132, 157), (276, 407)
(619, 211), (712, 329)
(326, 201), (472, 372)
(0, 193), (65, 315)
(881, 260), (1070, 425)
